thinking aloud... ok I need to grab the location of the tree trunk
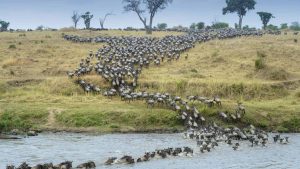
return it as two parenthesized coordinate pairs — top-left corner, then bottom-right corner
(74, 22), (77, 29)
(100, 22), (104, 29)
(147, 15), (154, 35)
(263, 24), (266, 30)
(239, 16), (243, 30)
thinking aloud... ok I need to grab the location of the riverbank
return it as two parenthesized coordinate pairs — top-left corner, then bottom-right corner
(0, 30), (299, 133)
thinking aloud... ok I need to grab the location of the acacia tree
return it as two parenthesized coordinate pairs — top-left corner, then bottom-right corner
(257, 12), (274, 30)
(71, 11), (81, 29)
(223, 0), (256, 29)
(157, 23), (167, 30)
(81, 12), (93, 29)
(190, 23), (196, 30)
(123, 0), (173, 34)
(99, 12), (114, 29)
(0, 20), (10, 32)
(196, 22), (205, 30)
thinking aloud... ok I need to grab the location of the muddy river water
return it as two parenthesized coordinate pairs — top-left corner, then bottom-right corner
(1, 133), (299, 169)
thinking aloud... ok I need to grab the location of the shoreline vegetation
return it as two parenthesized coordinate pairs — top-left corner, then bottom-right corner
(0, 30), (300, 134)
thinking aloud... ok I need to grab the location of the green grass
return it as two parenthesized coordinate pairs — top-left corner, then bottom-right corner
(0, 30), (299, 133)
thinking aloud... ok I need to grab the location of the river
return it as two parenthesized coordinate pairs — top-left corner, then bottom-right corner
(0, 133), (299, 169)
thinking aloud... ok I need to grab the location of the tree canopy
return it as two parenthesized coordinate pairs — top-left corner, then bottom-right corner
(290, 22), (300, 31)
(157, 23), (167, 30)
(280, 23), (288, 30)
(81, 12), (93, 29)
(190, 22), (205, 30)
(0, 20), (10, 32)
(223, 0), (256, 29)
(123, 0), (172, 34)
(211, 22), (229, 29)
(257, 12), (274, 30)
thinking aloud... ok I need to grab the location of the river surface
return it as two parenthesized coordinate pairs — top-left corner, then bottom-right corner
(0, 133), (299, 169)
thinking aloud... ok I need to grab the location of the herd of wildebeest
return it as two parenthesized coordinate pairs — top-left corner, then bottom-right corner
(6, 28), (296, 169)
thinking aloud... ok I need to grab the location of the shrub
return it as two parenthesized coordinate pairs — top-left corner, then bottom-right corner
(19, 33), (26, 37)
(282, 117), (300, 132)
(255, 51), (266, 70)
(8, 44), (16, 49)
(190, 69), (198, 73)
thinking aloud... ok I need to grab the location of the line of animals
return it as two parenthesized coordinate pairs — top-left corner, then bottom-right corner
(6, 131), (289, 169)
(6, 28), (291, 168)
(65, 28), (263, 130)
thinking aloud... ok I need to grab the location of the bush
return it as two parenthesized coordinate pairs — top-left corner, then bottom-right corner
(190, 69), (198, 73)
(19, 33), (26, 37)
(8, 44), (16, 49)
(255, 57), (265, 70)
(255, 51), (266, 70)
(211, 22), (229, 29)
(282, 117), (300, 132)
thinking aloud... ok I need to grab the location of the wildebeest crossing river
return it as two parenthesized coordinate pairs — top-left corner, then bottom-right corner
(3, 29), (292, 168)
(1, 133), (300, 169)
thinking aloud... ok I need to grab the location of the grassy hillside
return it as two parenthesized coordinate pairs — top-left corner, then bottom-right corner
(0, 30), (299, 133)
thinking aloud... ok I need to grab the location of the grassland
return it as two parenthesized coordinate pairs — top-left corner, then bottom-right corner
(0, 29), (299, 133)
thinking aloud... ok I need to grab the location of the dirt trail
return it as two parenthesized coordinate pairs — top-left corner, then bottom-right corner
(45, 109), (62, 127)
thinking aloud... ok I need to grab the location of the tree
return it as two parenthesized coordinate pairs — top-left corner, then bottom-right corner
(99, 12), (114, 29)
(71, 11), (81, 29)
(266, 24), (279, 30)
(211, 22), (229, 29)
(36, 25), (44, 31)
(257, 12), (274, 30)
(243, 25), (250, 30)
(0, 20), (10, 32)
(223, 0), (256, 29)
(280, 23), (288, 30)
(290, 22), (300, 31)
(196, 22), (205, 30)
(190, 23), (196, 30)
(81, 12), (93, 29)
(123, 0), (173, 34)
(157, 23), (167, 30)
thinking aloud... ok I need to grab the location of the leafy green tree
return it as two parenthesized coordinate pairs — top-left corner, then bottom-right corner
(123, 0), (173, 34)
(211, 22), (229, 29)
(36, 25), (44, 31)
(266, 24), (279, 30)
(196, 22), (205, 30)
(223, 0), (256, 29)
(0, 20), (10, 31)
(290, 22), (300, 31)
(280, 23), (288, 30)
(257, 12), (274, 30)
(81, 12), (93, 29)
(190, 23), (196, 30)
(157, 23), (167, 29)
(243, 25), (250, 30)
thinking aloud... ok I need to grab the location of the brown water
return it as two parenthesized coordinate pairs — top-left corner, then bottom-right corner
(1, 133), (299, 169)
